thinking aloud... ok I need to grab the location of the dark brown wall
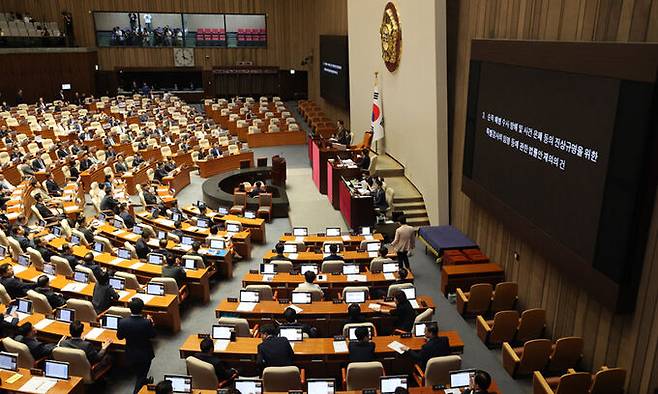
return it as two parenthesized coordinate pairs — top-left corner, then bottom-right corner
(449, 1), (658, 393)
(0, 50), (97, 105)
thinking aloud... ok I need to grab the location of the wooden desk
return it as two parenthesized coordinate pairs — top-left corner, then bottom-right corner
(122, 162), (155, 195)
(179, 333), (462, 378)
(278, 234), (384, 250)
(310, 137), (359, 195)
(327, 159), (362, 209)
(80, 161), (115, 192)
(241, 270), (413, 299)
(163, 167), (192, 195)
(440, 262), (506, 294)
(139, 387), (497, 394)
(182, 205), (267, 244)
(246, 130), (307, 148)
(0, 367), (83, 394)
(172, 151), (194, 168)
(339, 178), (375, 229)
(215, 296), (435, 337)
(261, 250), (394, 266)
(198, 151), (254, 178)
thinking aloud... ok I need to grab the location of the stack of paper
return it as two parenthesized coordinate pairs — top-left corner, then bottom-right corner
(13, 265), (27, 274)
(342, 235), (352, 241)
(410, 300), (420, 309)
(130, 293), (154, 303)
(288, 305), (303, 313)
(236, 302), (257, 312)
(85, 327), (105, 340)
(288, 253), (299, 260)
(368, 303), (381, 311)
(34, 319), (54, 330)
(18, 377), (57, 394)
(383, 273), (395, 280)
(62, 283), (87, 293)
(214, 339), (230, 352)
(387, 341), (407, 354)
(109, 257), (125, 265)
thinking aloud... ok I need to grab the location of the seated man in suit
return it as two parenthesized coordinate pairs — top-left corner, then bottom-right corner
(463, 370), (492, 394)
(0, 263), (34, 298)
(142, 184), (158, 206)
(348, 326), (376, 363)
(401, 323), (450, 369)
(100, 187), (119, 212)
(55, 144), (69, 160)
(15, 322), (55, 360)
(372, 180), (388, 211)
(280, 307), (316, 338)
(193, 337), (236, 382)
(162, 256), (187, 287)
(248, 181), (266, 198)
(155, 238), (173, 264)
(294, 271), (323, 297)
(209, 144), (222, 158)
(323, 243), (344, 261)
(114, 155), (129, 174)
(31, 155), (47, 172)
(135, 234), (152, 259)
(33, 237), (55, 262)
(60, 243), (80, 270)
(44, 173), (62, 197)
(119, 204), (136, 229)
(12, 226), (33, 251)
(256, 324), (294, 370)
(335, 120), (351, 146)
(270, 242), (291, 262)
(60, 320), (112, 365)
(34, 275), (66, 309)
(153, 163), (169, 183)
(81, 252), (105, 281)
(34, 193), (56, 219)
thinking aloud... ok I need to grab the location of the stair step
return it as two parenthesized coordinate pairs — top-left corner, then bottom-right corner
(373, 168), (405, 177)
(393, 196), (424, 204)
(394, 202), (426, 210)
(398, 209), (428, 218)
(408, 218), (431, 227)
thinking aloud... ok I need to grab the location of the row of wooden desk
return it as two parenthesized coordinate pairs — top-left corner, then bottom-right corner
(261, 250), (395, 265)
(198, 151), (255, 178)
(182, 205), (267, 244)
(278, 233), (383, 249)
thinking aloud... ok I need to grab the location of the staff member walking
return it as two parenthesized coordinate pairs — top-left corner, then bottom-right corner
(117, 298), (156, 393)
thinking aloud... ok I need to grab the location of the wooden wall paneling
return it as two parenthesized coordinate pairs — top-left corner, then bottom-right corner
(449, 1), (658, 392)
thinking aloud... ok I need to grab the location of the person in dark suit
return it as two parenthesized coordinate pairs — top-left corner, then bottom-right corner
(193, 337), (236, 381)
(372, 180), (388, 211)
(33, 237), (54, 262)
(209, 145), (222, 158)
(78, 153), (94, 172)
(55, 145), (69, 160)
(34, 193), (55, 219)
(155, 238), (173, 264)
(279, 307), (316, 338)
(0, 263), (34, 298)
(335, 120), (351, 145)
(402, 324), (450, 369)
(0, 311), (19, 337)
(135, 234), (152, 259)
(155, 380), (173, 394)
(162, 257), (186, 287)
(75, 218), (95, 244)
(44, 173), (62, 197)
(35, 275), (66, 309)
(153, 163), (169, 183)
(256, 324), (294, 370)
(31, 156), (46, 172)
(117, 298), (156, 394)
(346, 303), (366, 324)
(171, 220), (185, 240)
(357, 148), (371, 171)
(92, 271), (119, 313)
(119, 204), (136, 228)
(15, 322), (55, 359)
(348, 326), (376, 363)
(323, 243), (344, 261)
(142, 184), (158, 205)
(382, 291), (417, 333)
(270, 242), (291, 262)
(100, 188), (119, 212)
(462, 370), (492, 394)
(114, 155), (128, 174)
(60, 243), (79, 270)
(60, 320), (112, 365)
(11, 226), (33, 251)
(82, 252), (105, 280)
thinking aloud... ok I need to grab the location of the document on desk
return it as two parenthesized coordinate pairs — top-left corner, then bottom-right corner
(186, 226), (199, 232)
(34, 319), (54, 330)
(388, 341), (407, 354)
(383, 273), (395, 280)
(443, 389), (461, 394)
(85, 327), (105, 340)
(109, 257), (126, 265)
(62, 282), (87, 293)
(159, 219), (175, 227)
(342, 235), (352, 241)
(368, 251), (378, 258)
(13, 265), (27, 274)
(214, 339), (230, 352)
(176, 244), (193, 252)
(236, 302), (257, 312)
(126, 233), (140, 241)
(364, 235), (375, 241)
(129, 262), (145, 270)
(333, 341), (348, 353)
(287, 253), (299, 260)
(130, 293), (154, 304)
(346, 274), (367, 282)
(368, 303), (381, 311)
(19, 376), (57, 393)
(117, 290), (131, 300)
(288, 305), (303, 313)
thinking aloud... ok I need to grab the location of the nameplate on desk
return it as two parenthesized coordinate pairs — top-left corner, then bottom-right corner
(197, 333), (210, 339)
(400, 332), (412, 338)
(249, 269), (259, 274)
(342, 235), (352, 241)
(346, 274), (367, 282)
(262, 274), (274, 282)
(278, 299), (289, 304)
(332, 299), (342, 304)
(227, 297), (238, 303)
(288, 305), (303, 313)
(214, 339), (230, 352)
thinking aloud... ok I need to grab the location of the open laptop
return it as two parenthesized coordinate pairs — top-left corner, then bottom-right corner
(348, 326), (373, 341)
(183, 258), (198, 270)
(146, 282), (165, 296)
(414, 321), (438, 337)
(291, 292), (312, 304)
(326, 227), (341, 237)
(181, 236), (194, 246)
(292, 227), (308, 237)
(44, 360), (70, 380)
(360, 226), (372, 235)
(117, 247), (131, 259)
(93, 242), (104, 253)
(244, 210), (256, 219)
(382, 262), (399, 273)
(43, 263), (56, 276)
(366, 242), (381, 252)
(164, 374), (192, 393)
(239, 290), (260, 303)
(196, 218), (209, 228)
(73, 270), (89, 283)
(450, 369), (476, 388)
(112, 219), (124, 229)
(323, 243), (342, 253)
(344, 290), (366, 304)
(279, 326), (303, 342)
(209, 238), (225, 250)
(342, 264), (360, 275)
(234, 379), (263, 394)
(51, 226), (63, 237)
(300, 264), (318, 275)
(217, 207), (229, 216)
(172, 212), (181, 222)
(0, 245), (6, 258)
(307, 379), (335, 394)
(70, 234), (81, 245)
(283, 243), (297, 253)
(0, 351), (18, 371)
(55, 308), (75, 324)
(157, 230), (167, 240)
(132, 225), (143, 235)
(17, 254), (30, 267)
(259, 263), (275, 274)
(212, 324), (234, 340)
(147, 253), (165, 265)
(400, 286), (417, 301)
(226, 223), (240, 233)
(109, 276), (125, 291)
(101, 314), (121, 330)
(380, 375), (408, 393)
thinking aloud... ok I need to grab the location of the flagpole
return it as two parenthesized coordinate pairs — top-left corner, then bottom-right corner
(374, 71), (379, 155)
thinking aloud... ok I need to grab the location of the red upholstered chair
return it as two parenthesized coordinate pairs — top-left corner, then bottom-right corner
(257, 193), (273, 222)
(230, 192), (247, 215)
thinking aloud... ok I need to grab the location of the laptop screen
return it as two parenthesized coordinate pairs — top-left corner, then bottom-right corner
(117, 248), (131, 259)
(109, 277), (125, 291)
(380, 375), (407, 393)
(164, 374), (192, 393)
(0, 245), (6, 257)
(52, 226), (62, 236)
(133, 225), (143, 235)
(414, 321), (437, 337)
(210, 238), (225, 249)
(102, 315), (121, 330)
(324, 244), (341, 253)
(307, 379), (335, 394)
(70, 234), (81, 245)
(55, 308), (75, 323)
(226, 223), (240, 233)
(157, 231), (167, 240)
(112, 219), (124, 229)
(212, 325), (233, 340)
(147, 253), (164, 265)
(450, 370), (476, 388)
(300, 264), (317, 275)
(283, 243), (297, 253)
(291, 292), (312, 304)
(183, 259), (197, 270)
(400, 286), (416, 300)
(44, 360), (69, 380)
(239, 291), (259, 303)
(234, 379), (263, 394)
(279, 327), (303, 342)
(244, 211), (256, 219)
(17, 254), (30, 267)
(17, 299), (32, 315)
(260, 263), (275, 274)
(292, 227), (308, 237)
(326, 227), (341, 237)
(348, 326), (372, 341)
(43, 263), (56, 276)
(181, 236), (194, 245)
(342, 264), (360, 275)
(172, 212), (181, 222)
(217, 207), (229, 216)
(73, 271), (88, 283)
(196, 218), (209, 228)
(93, 242), (104, 253)
(382, 262), (399, 273)
(366, 242), (381, 252)
(146, 283), (165, 296)
(360, 226), (372, 235)
(344, 291), (366, 304)
(0, 352), (17, 371)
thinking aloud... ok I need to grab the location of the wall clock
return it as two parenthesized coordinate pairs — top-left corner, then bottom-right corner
(173, 48), (195, 67)
(380, 2), (402, 72)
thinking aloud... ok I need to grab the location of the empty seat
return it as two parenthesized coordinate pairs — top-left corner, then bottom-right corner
(476, 310), (519, 347)
(456, 283), (493, 316)
(262, 366), (303, 392)
(413, 355), (462, 387)
(533, 370), (592, 394)
(343, 361), (384, 391)
(491, 282), (518, 313)
(547, 337), (584, 373)
(502, 339), (552, 378)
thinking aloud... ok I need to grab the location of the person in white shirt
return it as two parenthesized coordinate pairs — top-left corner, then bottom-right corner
(294, 271), (323, 296)
(0, 174), (16, 192)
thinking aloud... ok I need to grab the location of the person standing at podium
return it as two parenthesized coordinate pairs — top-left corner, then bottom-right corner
(335, 120), (351, 146)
